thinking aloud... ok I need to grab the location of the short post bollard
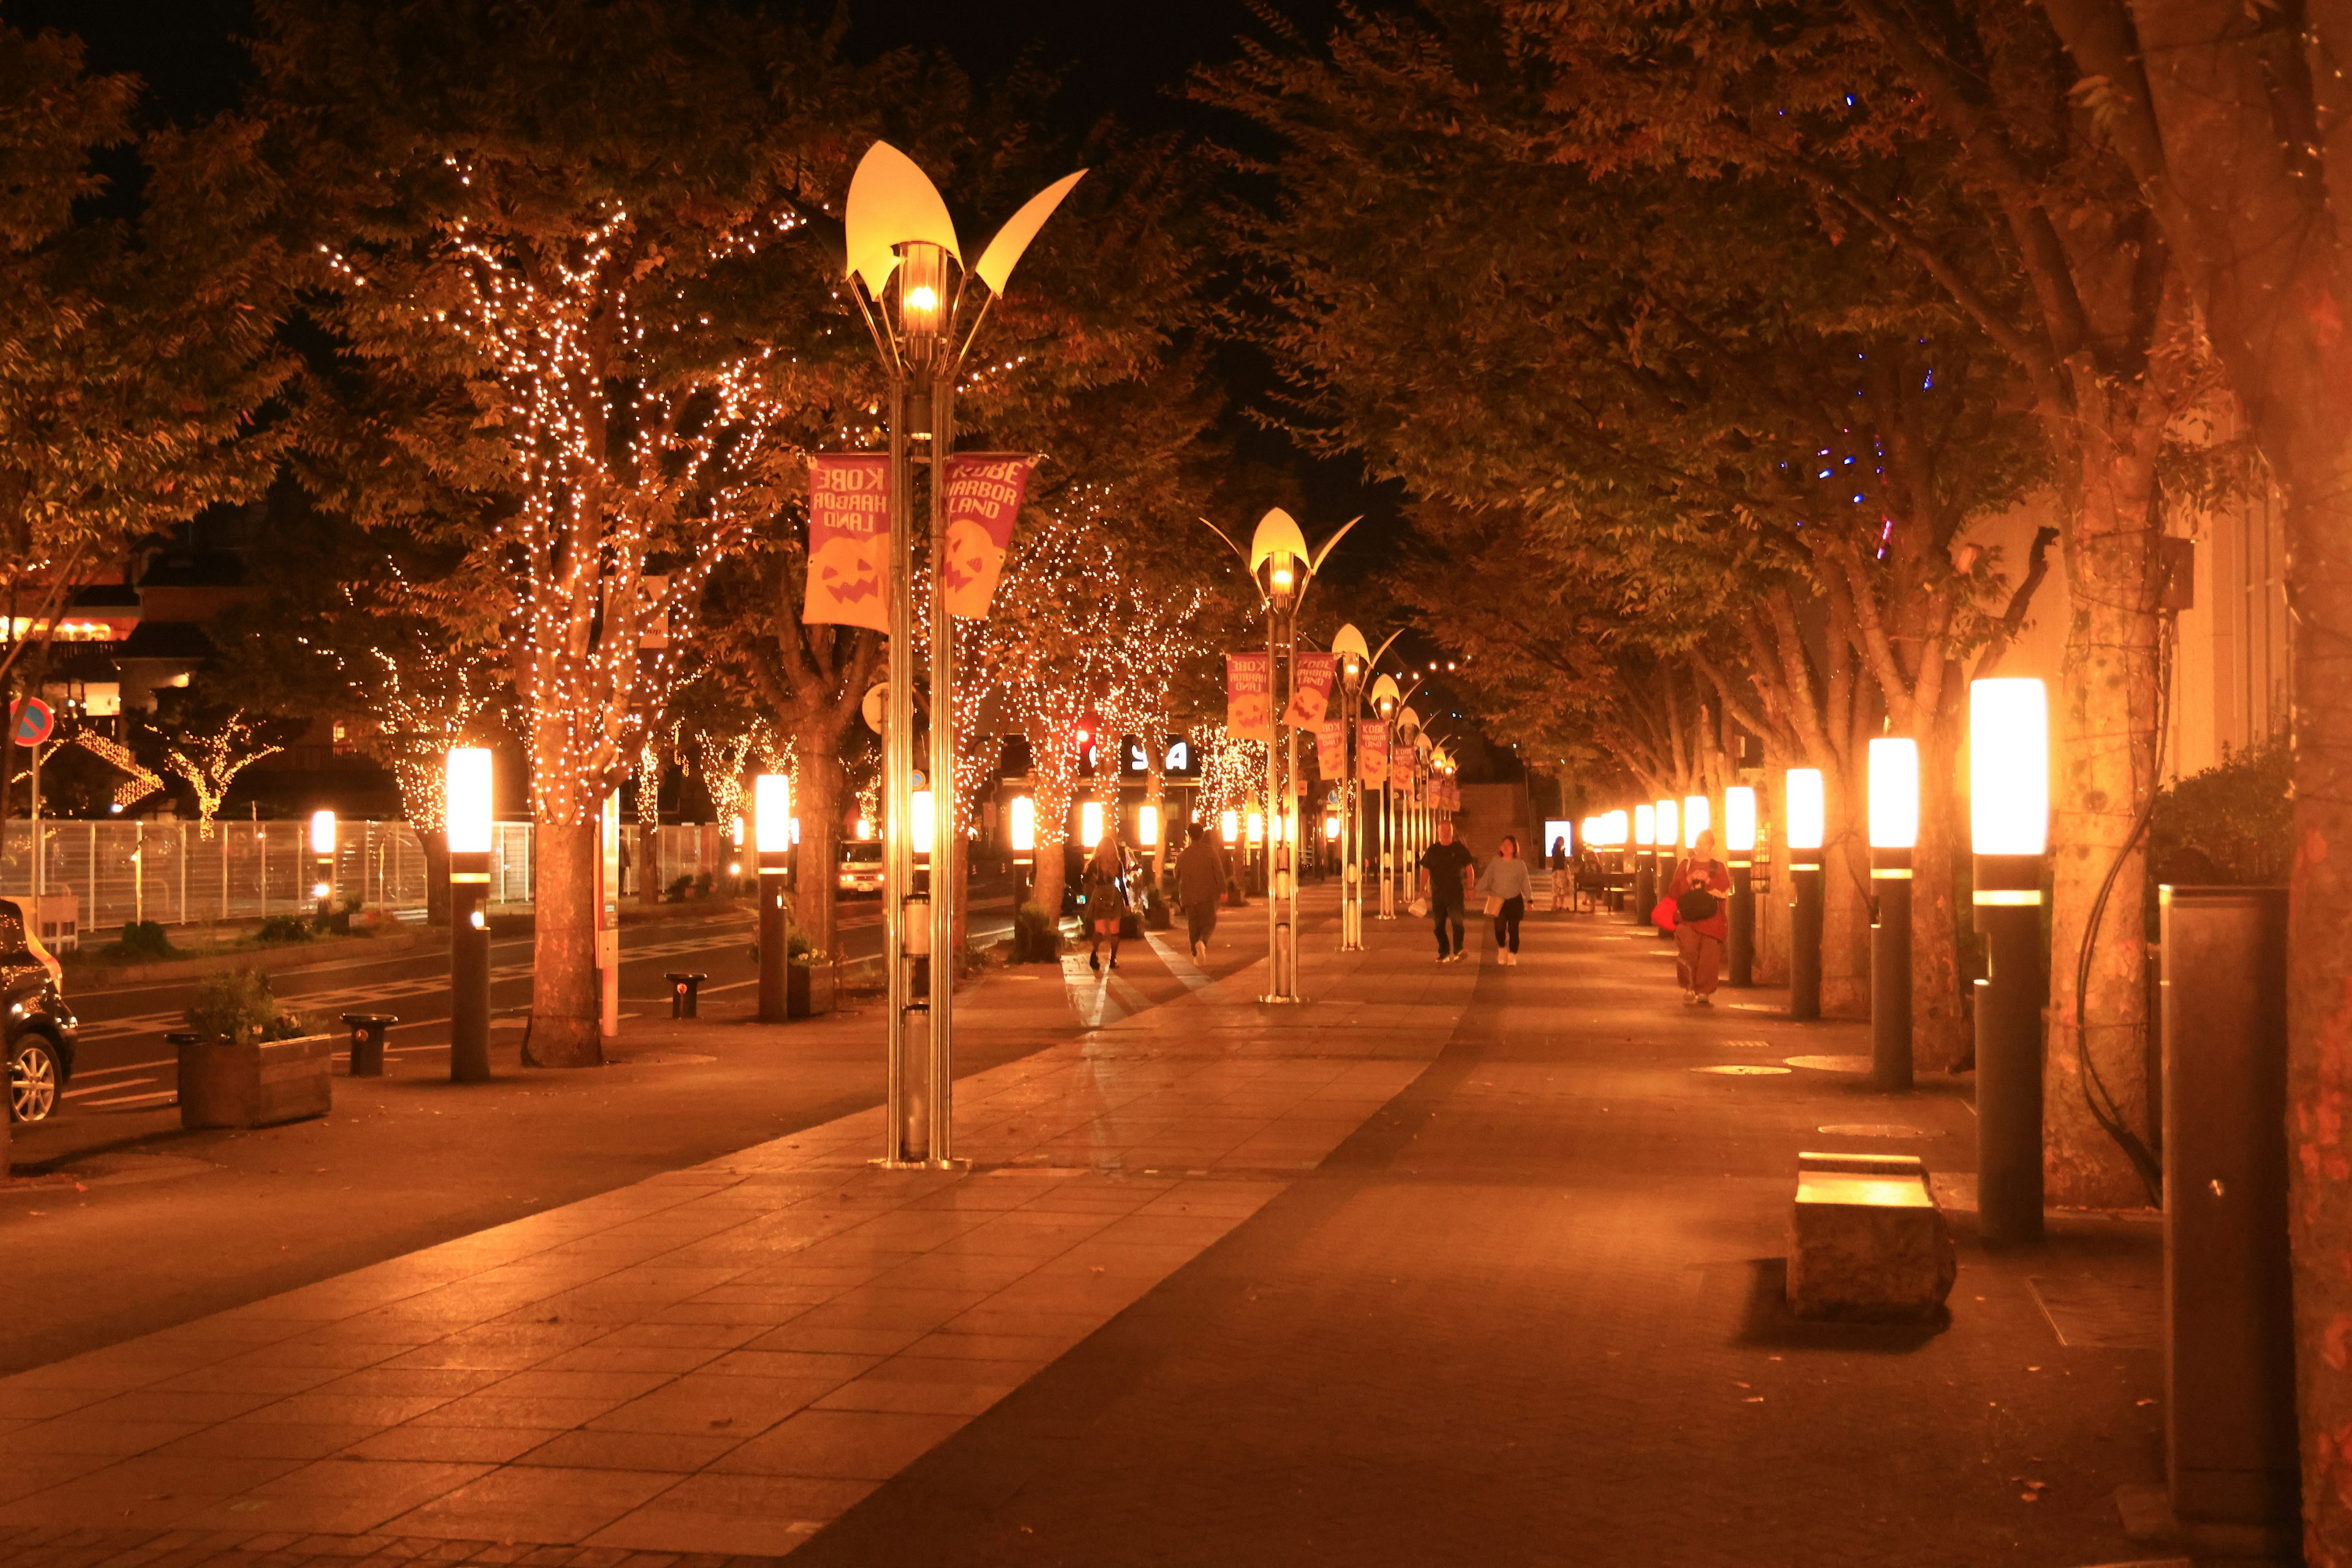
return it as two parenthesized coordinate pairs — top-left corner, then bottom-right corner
(666, 971), (707, 1019)
(341, 1012), (396, 1077)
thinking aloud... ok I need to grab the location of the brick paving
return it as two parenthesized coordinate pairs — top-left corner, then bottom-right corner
(788, 908), (2170, 1567)
(0, 898), (2177, 1566)
(0, 908), (1472, 1561)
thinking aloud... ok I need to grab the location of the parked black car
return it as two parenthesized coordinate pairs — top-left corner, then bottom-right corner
(0, 897), (77, 1121)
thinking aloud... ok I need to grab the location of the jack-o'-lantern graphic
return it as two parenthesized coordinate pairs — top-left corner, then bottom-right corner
(807, 532), (889, 630)
(941, 516), (1008, 617)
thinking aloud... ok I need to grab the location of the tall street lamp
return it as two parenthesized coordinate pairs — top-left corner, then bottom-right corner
(839, 141), (1084, 1169)
(1368, 674), (1399, 916)
(309, 809), (336, 924)
(1786, 767), (1826, 1022)
(1332, 624), (1371, 951)
(1972, 678), (2050, 1244)
(1724, 786), (1758, 984)
(447, 747), (494, 1084)
(755, 772), (792, 1023)
(1869, 737), (1919, 1091)
(1632, 802), (1657, 922)
(1252, 508), (1308, 1003)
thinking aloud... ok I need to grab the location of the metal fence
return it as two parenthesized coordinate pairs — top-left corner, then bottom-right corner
(0, 820), (732, 932)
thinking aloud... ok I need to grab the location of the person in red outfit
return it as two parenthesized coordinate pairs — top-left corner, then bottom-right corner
(1665, 829), (1735, 1005)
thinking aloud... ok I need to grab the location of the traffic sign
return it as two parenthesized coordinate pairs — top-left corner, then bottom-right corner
(10, 698), (52, 747)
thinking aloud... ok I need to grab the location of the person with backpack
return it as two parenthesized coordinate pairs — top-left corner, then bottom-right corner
(1665, 827), (1735, 1005)
(1547, 836), (1570, 911)
(1081, 834), (1132, 973)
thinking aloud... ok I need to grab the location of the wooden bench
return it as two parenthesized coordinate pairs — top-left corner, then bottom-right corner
(1787, 1152), (1956, 1321)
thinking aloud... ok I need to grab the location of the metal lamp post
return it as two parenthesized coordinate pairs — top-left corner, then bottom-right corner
(1972, 679), (2049, 1245)
(1786, 767), (1826, 1022)
(1725, 786), (1757, 984)
(1333, 624), (1370, 951)
(1368, 674), (1398, 916)
(1869, 737), (1919, 1091)
(755, 773), (791, 1023)
(838, 142), (1084, 1169)
(1632, 803), (1657, 924)
(446, 748), (494, 1084)
(1251, 510), (1307, 1003)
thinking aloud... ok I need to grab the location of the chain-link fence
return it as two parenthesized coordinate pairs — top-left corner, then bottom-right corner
(0, 819), (731, 934)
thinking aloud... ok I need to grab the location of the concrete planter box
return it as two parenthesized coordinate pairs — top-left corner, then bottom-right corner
(788, 963), (836, 1019)
(176, 1033), (334, 1129)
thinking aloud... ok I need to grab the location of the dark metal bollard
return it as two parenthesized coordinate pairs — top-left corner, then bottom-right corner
(1973, 852), (2047, 1245)
(1727, 862), (1755, 986)
(666, 971), (707, 1019)
(1871, 848), (1913, 1091)
(1788, 862), (1823, 1022)
(340, 1012), (396, 1077)
(2162, 885), (2294, 1534)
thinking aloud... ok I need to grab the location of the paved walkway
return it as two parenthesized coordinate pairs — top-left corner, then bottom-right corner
(0, 903), (1472, 1561)
(0, 897), (2172, 1566)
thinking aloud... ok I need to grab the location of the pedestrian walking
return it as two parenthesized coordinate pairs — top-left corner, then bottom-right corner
(1665, 829), (1735, 1005)
(1417, 820), (1476, 963)
(1479, 834), (1534, 965)
(1547, 835), (1570, 911)
(1081, 834), (1133, 973)
(1175, 827), (1225, 961)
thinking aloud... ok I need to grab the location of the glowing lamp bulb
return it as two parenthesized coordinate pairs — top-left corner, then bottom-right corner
(913, 790), (937, 853)
(1634, 804), (1655, 847)
(1785, 769), (1826, 853)
(1971, 679), (2048, 855)
(1656, 799), (1678, 853)
(1220, 809), (1239, 845)
(753, 774), (791, 855)
(1682, 794), (1709, 850)
(1724, 787), (1757, 855)
(1009, 795), (1036, 853)
(309, 809), (336, 856)
(1139, 804), (1161, 847)
(1246, 807), (1265, 845)
(1324, 813), (1340, 841)
(1080, 800), (1104, 848)
(904, 284), (938, 315)
(447, 747), (493, 854)
(1869, 738), (1920, 850)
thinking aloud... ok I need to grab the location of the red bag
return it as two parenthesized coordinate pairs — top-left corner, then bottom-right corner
(1651, 897), (1679, 932)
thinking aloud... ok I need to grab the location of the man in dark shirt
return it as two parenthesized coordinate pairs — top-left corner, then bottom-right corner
(1418, 821), (1477, 963)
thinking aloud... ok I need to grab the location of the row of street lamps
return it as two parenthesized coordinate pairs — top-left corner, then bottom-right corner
(1584, 675), (2051, 1242)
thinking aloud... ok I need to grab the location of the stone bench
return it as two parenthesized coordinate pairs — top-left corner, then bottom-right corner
(1787, 1152), (1956, 1321)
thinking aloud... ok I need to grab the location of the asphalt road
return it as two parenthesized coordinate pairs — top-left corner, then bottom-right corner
(21, 889), (1017, 1150)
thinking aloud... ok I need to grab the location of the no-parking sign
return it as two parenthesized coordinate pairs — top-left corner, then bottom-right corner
(9, 698), (52, 747)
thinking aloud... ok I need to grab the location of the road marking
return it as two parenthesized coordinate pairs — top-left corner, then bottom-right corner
(1142, 932), (1213, 992)
(64, 1077), (153, 1098)
(72, 1057), (176, 1079)
(83, 1090), (176, 1107)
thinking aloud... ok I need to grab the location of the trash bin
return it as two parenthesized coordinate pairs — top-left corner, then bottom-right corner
(666, 971), (707, 1019)
(341, 1012), (397, 1077)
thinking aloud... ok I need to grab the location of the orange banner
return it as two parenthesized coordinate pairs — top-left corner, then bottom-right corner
(941, 453), (1038, 619)
(804, 454), (891, 632)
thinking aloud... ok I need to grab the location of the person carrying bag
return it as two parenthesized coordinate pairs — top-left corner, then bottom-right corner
(1665, 829), (1734, 1005)
(1477, 835), (1534, 966)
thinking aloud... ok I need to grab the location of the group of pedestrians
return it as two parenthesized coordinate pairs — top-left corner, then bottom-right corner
(1414, 821), (1534, 965)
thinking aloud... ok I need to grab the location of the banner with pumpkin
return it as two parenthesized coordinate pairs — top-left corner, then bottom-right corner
(803, 454), (892, 631)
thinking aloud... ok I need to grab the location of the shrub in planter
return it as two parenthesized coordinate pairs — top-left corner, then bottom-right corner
(108, 921), (177, 961)
(666, 873), (694, 903)
(178, 968), (332, 1129)
(256, 914), (317, 944)
(1013, 901), (1061, 963)
(787, 946), (835, 1017)
(1140, 888), (1172, 932)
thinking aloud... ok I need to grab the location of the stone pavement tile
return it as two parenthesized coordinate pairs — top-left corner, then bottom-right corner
(380, 1326), (605, 1373)
(237, 1396), (454, 1430)
(300, 1371), (508, 1404)
(0, 1390), (112, 1423)
(582, 1475), (875, 1557)
(509, 1431), (744, 1475)
(145, 1368), (345, 1401)
(0, 1454), (140, 1508)
(575, 1327), (761, 1356)
(2, 1457), (307, 1531)
(382, 1467), (676, 1545)
(176, 1459), (492, 1537)
(0, 1420), (204, 1460)
(579, 1375), (836, 1438)
(704, 1410), (965, 1480)
(399, 1395), (626, 1433)
(780, 1289), (989, 1336)
(733, 1325), (919, 1359)
(522, 1348), (723, 1379)
(148, 1421), (383, 1463)
(338, 1428), (551, 1466)
(690, 1352), (873, 1386)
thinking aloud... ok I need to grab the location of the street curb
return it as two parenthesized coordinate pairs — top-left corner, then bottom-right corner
(64, 930), (435, 988)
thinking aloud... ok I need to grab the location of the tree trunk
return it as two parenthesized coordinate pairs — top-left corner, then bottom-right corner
(1031, 814), (1068, 921)
(1912, 718), (1970, 1071)
(527, 817), (603, 1069)
(2043, 443), (2162, 1208)
(421, 827), (450, 928)
(795, 744), (842, 961)
(1820, 774), (1872, 1019)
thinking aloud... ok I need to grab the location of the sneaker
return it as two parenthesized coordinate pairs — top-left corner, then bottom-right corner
(1193, 940), (1207, 960)
(1695, 996), (1713, 1007)
(1089, 952), (1101, 973)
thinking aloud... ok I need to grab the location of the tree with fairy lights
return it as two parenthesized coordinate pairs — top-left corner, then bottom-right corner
(253, 0), (864, 1066)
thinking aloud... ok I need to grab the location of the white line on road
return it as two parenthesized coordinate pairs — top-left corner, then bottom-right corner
(64, 1077), (152, 1098)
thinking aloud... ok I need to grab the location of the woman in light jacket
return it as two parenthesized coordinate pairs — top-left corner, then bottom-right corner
(1477, 835), (1534, 966)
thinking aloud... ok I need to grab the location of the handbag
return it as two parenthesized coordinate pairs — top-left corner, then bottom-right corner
(1651, 896), (1679, 930)
(1675, 884), (1720, 923)
(1482, 894), (1503, 916)
(1409, 894), (1431, 919)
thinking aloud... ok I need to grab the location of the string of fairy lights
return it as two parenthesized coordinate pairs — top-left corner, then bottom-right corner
(160, 710), (280, 839)
(320, 165), (815, 830)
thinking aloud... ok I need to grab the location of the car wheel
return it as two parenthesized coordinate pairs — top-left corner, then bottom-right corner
(10, 1036), (61, 1122)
